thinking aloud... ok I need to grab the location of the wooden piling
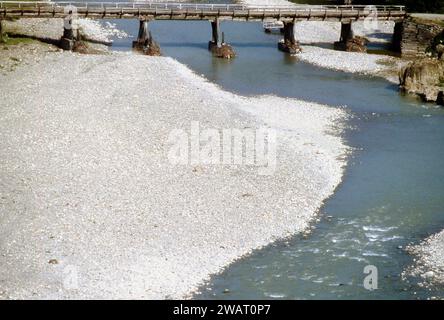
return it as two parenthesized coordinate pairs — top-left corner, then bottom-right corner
(391, 21), (403, 53)
(209, 18), (220, 50)
(334, 21), (368, 52)
(132, 20), (161, 56)
(60, 16), (75, 50)
(63, 26), (74, 40)
(133, 19), (149, 50)
(339, 22), (353, 43)
(283, 22), (295, 44)
(208, 19), (235, 59)
(63, 8), (75, 40)
(278, 22), (302, 54)
(138, 20), (149, 45)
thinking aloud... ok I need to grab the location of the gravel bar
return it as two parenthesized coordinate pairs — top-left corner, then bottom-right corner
(405, 230), (444, 286)
(0, 49), (349, 299)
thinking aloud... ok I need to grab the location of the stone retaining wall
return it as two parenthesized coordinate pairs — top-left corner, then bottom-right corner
(401, 16), (444, 57)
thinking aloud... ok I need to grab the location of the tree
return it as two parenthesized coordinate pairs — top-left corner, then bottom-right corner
(349, 0), (444, 13)
(404, 0), (444, 13)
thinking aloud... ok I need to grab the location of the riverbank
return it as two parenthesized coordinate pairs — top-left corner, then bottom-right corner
(2, 10), (405, 82)
(1, 18), (127, 46)
(296, 20), (406, 82)
(0, 26), (349, 298)
(239, 0), (405, 82)
(0, 18), (117, 73)
(293, 20), (405, 82)
(405, 230), (444, 286)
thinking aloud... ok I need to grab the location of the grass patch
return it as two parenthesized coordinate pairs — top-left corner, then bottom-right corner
(411, 16), (444, 27)
(0, 36), (36, 46)
(368, 48), (402, 58)
(376, 58), (397, 67)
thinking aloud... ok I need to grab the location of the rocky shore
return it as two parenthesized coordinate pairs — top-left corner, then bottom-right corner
(399, 57), (444, 104)
(0, 19), (349, 298)
(295, 20), (405, 82)
(398, 29), (444, 105)
(2, 18), (126, 44)
(238, 0), (404, 81)
(405, 230), (444, 286)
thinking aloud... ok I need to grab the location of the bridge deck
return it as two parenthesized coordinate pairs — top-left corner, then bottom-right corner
(0, 2), (406, 22)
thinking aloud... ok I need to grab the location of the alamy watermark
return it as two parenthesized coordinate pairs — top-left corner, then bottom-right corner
(63, 265), (79, 291)
(167, 121), (277, 175)
(363, 5), (379, 33)
(363, 265), (378, 291)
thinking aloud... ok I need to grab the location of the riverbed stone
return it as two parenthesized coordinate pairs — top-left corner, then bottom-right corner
(423, 271), (435, 280)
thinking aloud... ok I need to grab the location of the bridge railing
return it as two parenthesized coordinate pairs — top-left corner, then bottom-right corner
(0, 1), (406, 13)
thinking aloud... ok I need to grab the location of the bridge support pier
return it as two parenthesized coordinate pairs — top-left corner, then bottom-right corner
(334, 22), (368, 52)
(333, 22), (353, 51)
(132, 20), (161, 56)
(60, 24), (75, 51)
(391, 21), (403, 53)
(278, 22), (302, 54)
(340, 22), (354, 43)
(133, 20), (149, 51)
(208, 19), (220, 49)
(208, 19), (235, 59)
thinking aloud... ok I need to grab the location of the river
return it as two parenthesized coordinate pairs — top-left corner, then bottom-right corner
(92, 5), (444, 299)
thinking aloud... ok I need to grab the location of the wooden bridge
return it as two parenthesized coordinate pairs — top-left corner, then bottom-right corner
(0, 2), (406, 22)
(0, 1), (407, 55)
